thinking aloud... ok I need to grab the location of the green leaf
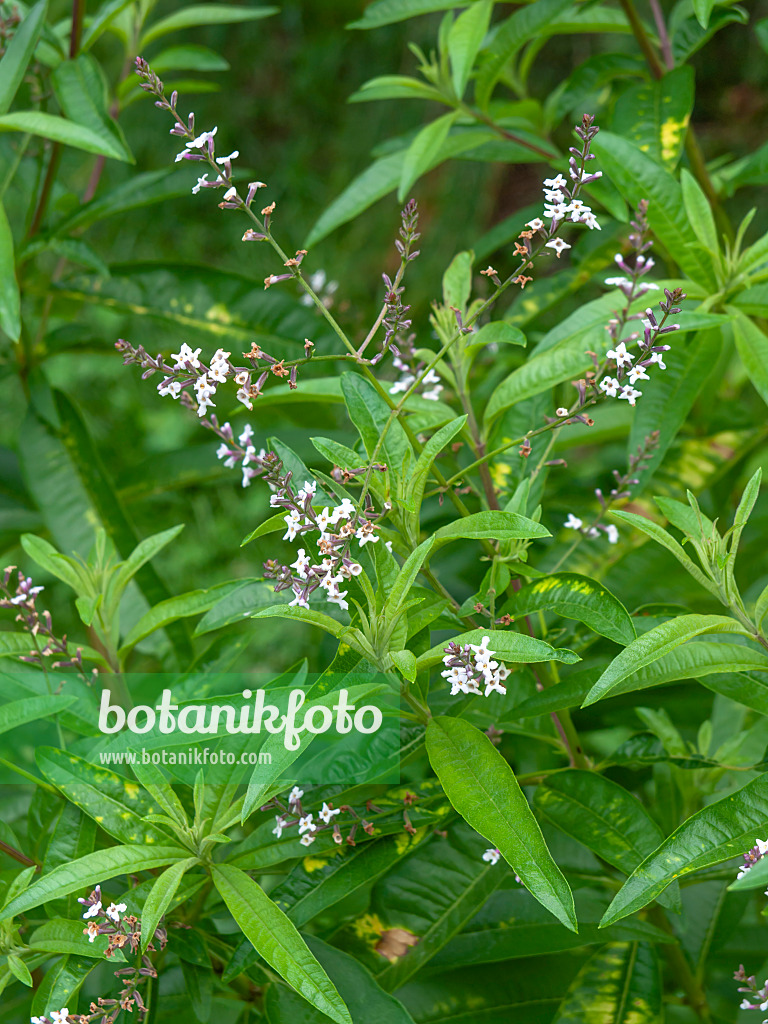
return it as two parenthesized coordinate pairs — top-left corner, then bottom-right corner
(80, 0), (135, 51)
(510, 573), (636, 646)
(43, 803), (97, 918)
(28, 917), (126, 960)
(1, 846), (187, 919)
(583, 614), (751, 706)
(426, 716), (577, 931)
(140, 4), (278, 46)
(474, 0), (572, 109)
(266, 933), (415, 1023)
(626, 327), (724, 491)
(467, 319), (526, 351)
(105, 523), (185, 617)
(213, 864), (352, 1024)
(0, 0), (48, 114)
(429, 888), (672, 969)
(383, 537), (435, 621)
(552, 943), (662, 1023)
(534, 771), (665, 878)
(692, 0), (718, 29)
(30, 955), (98, 1018)
(610, 510), (720, 597)
(442, 249), (473, 312)
(119, 581), (245, 655)
(602, 772), (768, 925)
(433, 510), (550, 545)
(398, 110), (459, 203)
(348, 0), (470, 30)
(613, 66), (694, 170)
(0, 110), (133, 160)
(250, 605), (369, 651)
(241, 511), (295, 547)
(398, 415), (466, 515)
(730, 307), (768, 408)
(416, 628), (579, 671)
(51, 54), (133, 164)
(143, 44), (230, 74)
(140, 859), (197, 954)
(389, 649), (417, 682)
(340, 373), (413, 488)
(448, 0), (492, 99)
(681, 167), (719, 253)
(6, 953), (33, 987)
(591, 132), (714, 285)
(0, 201), (20, 342)
(348, 74), (444, 104)
(36, 747), (183, 848)
(0, 694), (76, 734)
(484, 341), (593, 424)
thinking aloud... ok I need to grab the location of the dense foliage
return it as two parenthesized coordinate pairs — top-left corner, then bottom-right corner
(2, 1), (768, 1022)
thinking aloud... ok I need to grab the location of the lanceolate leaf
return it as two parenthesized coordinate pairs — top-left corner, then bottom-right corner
(582, 615), (751, 706)
(398, 110), (459, 202)
(1, 846), (187, 919)
(416, 628), (579, 670)
(426, 716), (577, 931)
(534, 771), (665, 878)
(509, 573), (636, 646)
(0, 200), (20, 342)
(433, 510), (550, 545)
(140, 859), (198, 954)
(601, 772), (768, 926)
(212, 863), (352, 1024)
(0, 0), (48, 114)
(552, 943), (662, 1023)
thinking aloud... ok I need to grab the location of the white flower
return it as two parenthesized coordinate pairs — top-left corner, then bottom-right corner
(326, 588), (349, 611)
(482, 848), (501, 866)
(272, 816), (284, 838)
(289, 589), (309, 608)
(192, 174), (210, 194)
(291, 549), (311, 578)
(216, 151), (239, 164)
(543, 174), (567, 189)
(605, 524), (619, 545)
(423, 386), (443, 401)
(158, 378), (182, 399)
(628, 365), (650, 385)
(318, 802), (340, 824)
(648, 352), (667, 370)
(171, 343), (202, 369)
(236, 387), (253, 410)
(599, 376), (619, 398)
(636, 281), (659, 294)
(105, 902), (126, 924)
(618, 384), (642, 406)
(545, 238), (571, 257)
(526, 218), (544, 231)
(484, 670), (507, 697)
(188, 127), (218, 149)
(239, 424), (254, 446)
(606, 341), (633, 367)
(581, 211), (601, 230)
(195, 382), (216, 417)
(50, 1010), (70, 1024)
(757, 838), (768, 855)
(740, 999), (752, 1009)
(543, 188), (567, 204)
(356, 526), (379, 546)
(543, 203), (569, 222)
(297, 480), (318, 503)
(442, 664), (469, 695)
(605, 276), (630, 288)
(298, 814), (316, 835)
(288, 786), (304, 807)
(299, 833), (316, 846)
(223, 186), (238, 200)
(175, 149), (191, 162)
(315, 507), (333, 532)
(564, 513), (583, 530)
(568, 198), (590, 221)
(82, 901), (101, 919)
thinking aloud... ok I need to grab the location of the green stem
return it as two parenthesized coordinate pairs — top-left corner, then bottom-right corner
(650, 906), (712, 1023)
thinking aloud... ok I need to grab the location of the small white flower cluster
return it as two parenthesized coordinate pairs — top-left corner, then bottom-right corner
(270, 484), (372, 612)
(300, 269), (339, 309)
(389, 359), (443, 402)
(564, 513), (619, 545)
(737, 837), (768, 882)
(597, 304), (676, 408)
(158, 343), (239, 417)
(31, 1010), (69, 1024)
(216, 423), (266, 488)
(78, 883), (128, 944)
(525, 170), (602, 261)
(441, 636), (510, 697)
(271, 785), (342, 846)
